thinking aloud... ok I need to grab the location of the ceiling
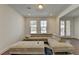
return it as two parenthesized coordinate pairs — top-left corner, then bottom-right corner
(8, 4), (70, 17)
(64, 7), (79, 18)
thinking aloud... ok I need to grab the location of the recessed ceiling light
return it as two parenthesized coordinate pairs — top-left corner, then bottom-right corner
(38, 4), (44, 9)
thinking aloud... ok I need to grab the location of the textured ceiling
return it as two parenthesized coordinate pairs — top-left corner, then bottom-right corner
(8, 4), (70, 17)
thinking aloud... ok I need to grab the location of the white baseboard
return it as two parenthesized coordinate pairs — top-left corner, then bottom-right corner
(0, 46), (10, 55)
(0, 40), (21, 55)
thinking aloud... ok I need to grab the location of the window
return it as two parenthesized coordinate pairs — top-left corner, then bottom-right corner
(66, 20), (70, 36)
(60, 20), (65, 36)
(30, 20), (47, 34)
(60, 20), (71, 36)
(30, 20), (37, 34)
(40, 20), (47, 33)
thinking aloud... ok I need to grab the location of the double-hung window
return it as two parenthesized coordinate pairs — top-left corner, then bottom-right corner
(60, 20), (65, 36)
(30, 20), (37, 34)
(40, 20), (47, 33)
(60, 20), (71, 36)
(30, 20), (47, 34)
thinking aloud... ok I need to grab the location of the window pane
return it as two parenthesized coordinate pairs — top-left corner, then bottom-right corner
(31, 31), (37, 33)
(60, 20), (65, 36)
(31, 27), (36, 31)
(30, 21), (37, 27)
(66, 20), (70, 36)
(41, 27), (46, 33)
(30, 21), (36, 25)
(41, 20), (47, 27)
(41, 31), (46, 33)
(30, 20), (37, 34)
(40, 20), (47, 33)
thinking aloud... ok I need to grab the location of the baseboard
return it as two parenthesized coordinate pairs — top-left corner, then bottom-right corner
(0, 40), (21, 55)
(0, 46), (10, 55)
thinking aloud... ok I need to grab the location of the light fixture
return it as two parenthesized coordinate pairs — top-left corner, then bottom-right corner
(38, 4), (44, 9)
